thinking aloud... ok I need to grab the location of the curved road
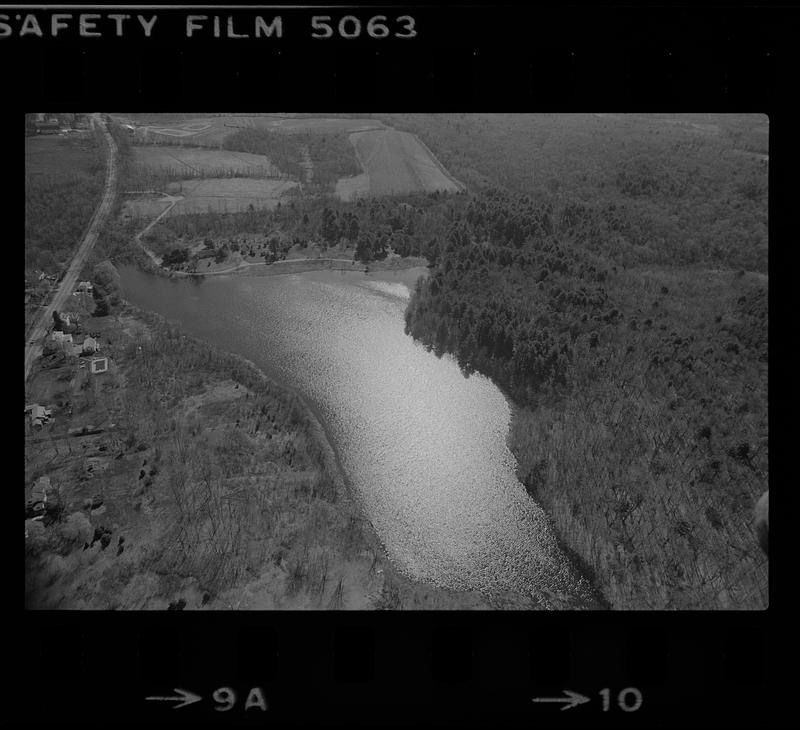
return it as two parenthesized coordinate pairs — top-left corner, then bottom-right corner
(24, 114), (118, 385)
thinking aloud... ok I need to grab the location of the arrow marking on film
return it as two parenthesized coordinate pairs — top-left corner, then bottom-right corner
(532, 689), (591, 711)
(145, 688), (202, 709)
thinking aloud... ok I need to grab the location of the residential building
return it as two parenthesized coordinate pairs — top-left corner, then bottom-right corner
(51, 331), (73, 344)
(25, 404), (53, 430)
(80, 336), (100, 355)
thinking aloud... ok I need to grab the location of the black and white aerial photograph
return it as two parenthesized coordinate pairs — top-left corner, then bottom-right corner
(24, 112), (769, 611)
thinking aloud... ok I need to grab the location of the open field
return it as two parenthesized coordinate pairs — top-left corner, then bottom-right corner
(131, 145), (282, 177)
(165, 179), (298, 214)
(121, 196), (172, 222)
(113, 115), (465, 201)
(116, 114), (385, 147)
(254, 117), (382, 134)
(124, 178), (298, 219)
(336, 128), (465, 200)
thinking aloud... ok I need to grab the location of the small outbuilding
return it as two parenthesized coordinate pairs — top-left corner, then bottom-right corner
(89, 357), (109, 374)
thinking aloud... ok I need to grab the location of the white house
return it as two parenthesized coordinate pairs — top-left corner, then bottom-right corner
(80, 336), (100, 355)
(29, 476), (51, 505)
(25, 404), (52, 430)
(51, 331), (73, 344)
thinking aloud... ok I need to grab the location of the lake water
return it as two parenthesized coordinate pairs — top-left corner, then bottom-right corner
(119, 265), (594, 605)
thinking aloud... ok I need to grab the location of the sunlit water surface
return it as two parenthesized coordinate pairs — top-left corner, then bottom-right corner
(120, 266), (592, 603)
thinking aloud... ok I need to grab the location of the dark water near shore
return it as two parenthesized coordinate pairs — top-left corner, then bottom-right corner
(119, 265), (594, 605)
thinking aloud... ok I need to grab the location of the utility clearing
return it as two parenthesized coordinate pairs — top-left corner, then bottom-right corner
(336, 128), (465, 200)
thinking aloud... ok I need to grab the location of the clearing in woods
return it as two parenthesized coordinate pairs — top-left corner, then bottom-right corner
(119, 115), (385, 146)
(131, 146), (284, 177)
(336, 128), (466, 200)
(124, 178), (299, 219)
(116, 114), (465, 231)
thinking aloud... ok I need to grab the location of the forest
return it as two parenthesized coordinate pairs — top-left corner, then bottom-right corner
(112, 113), (769, 609)
(378, 113), (768, 273)
(393, 115), (769, 609)
(25, 132), (106, 279)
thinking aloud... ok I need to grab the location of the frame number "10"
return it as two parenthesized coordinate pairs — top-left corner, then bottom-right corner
(599, 687), (644, 712)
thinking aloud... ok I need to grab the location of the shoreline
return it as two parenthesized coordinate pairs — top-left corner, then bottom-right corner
(121, 296), (544, 609)
(133, 246), (428, 280)
(436, 347), (607, 606)
(120, 265), (600, 609)
(506, 401), (609, 609)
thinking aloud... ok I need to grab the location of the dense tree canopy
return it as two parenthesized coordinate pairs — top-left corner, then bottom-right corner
(25, 134), (105, 278)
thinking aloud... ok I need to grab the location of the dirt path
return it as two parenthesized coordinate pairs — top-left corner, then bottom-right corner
(25, 114), (118, 385)
(132, 192), (184, 266)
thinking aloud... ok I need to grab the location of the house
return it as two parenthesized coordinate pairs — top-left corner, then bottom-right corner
(89, 357), (109, 374)
(51, 331), (73, 344)
(76, 281), (93, 294)
(27, 476), (59, 518)
(29, 476), (51, 505)
(80, 336), (100, 355)
(50, 332), (76, 354)
(25, 404), (53, 430)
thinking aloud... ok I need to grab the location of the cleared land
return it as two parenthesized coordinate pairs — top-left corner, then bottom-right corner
(131, 146), (282, 177)
(124, 179), (298, 219)
(118, 115), (385, 146)
(121, 196), (172, 222)
(336, 128), (465, 200)
(115, 115), (466, 202)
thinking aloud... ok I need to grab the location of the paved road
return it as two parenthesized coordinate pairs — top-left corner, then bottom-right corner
(24, 114), (118, 386)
